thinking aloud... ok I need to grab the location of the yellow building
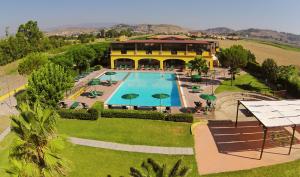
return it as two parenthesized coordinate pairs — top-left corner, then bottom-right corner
(110, 37), (219, 70)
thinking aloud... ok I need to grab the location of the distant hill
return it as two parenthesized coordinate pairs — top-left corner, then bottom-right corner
(202, 27), (235, 34)
(45, 23), (300, 47)
(200, 27), (300, 47)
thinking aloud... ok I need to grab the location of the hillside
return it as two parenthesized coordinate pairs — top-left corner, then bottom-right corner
(201, 27), (300, 47)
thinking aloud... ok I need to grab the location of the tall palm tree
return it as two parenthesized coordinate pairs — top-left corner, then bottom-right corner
(130, 158), (190, 177)
(189, 55), (208, 75)
(7, 102), (68, 177)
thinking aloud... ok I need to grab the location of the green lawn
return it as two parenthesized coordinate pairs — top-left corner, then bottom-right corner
(1, 134), (300, 177)
(63, 143), (197, 177)
(215, 73), (271, 94)
(57, 118), (194, 147)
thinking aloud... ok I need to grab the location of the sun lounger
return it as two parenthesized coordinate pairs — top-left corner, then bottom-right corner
(70, 102), (79, 109)
(155, 66), (159, 70)
(191, 86), (201, 93)
(88, 92), (97, 98)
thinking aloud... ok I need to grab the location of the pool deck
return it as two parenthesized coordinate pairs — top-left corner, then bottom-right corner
(63, 68), (230, 112)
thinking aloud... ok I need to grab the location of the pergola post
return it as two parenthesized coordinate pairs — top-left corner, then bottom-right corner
(288, 125), (296, 155)
(260, 126), (268, 160)
(235, 101), (240, 127)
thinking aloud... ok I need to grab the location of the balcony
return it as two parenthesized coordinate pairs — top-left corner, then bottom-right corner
(111, 50), (207, 57)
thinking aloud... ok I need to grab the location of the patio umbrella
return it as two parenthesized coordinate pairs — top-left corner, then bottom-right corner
(88, 78), (101, 86)
(199, 94), (216, 101)
(121, 93), (139, 105)
(191, 74), (201, 82)
(105, 72), (116, 82)
(152, 93), (170, 111)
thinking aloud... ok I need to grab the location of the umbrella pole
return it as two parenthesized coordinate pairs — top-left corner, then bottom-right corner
(160, 99), (162, 112)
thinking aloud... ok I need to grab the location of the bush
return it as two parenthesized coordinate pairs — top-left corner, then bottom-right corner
(58, 108), (98, 120)
(165, 113), (193, 123)
(286, 78), (300, 98)
(93, 65), (102, 71)
(90, 101), (104, 117)
(101, 109), (164, 120)
(246, 61), (261, 77)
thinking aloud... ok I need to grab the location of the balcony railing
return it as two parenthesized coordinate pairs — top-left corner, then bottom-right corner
(111, 50), (211, 57)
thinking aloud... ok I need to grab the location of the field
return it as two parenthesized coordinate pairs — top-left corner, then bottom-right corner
(218, 40), (300, 68)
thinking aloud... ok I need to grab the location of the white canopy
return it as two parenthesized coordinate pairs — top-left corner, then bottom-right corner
(240, 100), (300, 128)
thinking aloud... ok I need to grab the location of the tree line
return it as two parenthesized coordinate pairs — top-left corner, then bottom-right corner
(217, 45), (300, 97)
(0, 20), (69, 66)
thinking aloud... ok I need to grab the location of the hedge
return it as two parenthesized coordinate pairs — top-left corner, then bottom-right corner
(101, 109), (193, 123)
(101, 109), (164, 120)
(58, 108), (98, 120)
(165, 113), (194, 123)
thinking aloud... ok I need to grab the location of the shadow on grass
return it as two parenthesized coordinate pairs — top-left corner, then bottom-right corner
(235, 82), (269, 93)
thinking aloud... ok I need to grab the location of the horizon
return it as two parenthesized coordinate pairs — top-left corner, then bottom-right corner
(1, 0), (300, 35)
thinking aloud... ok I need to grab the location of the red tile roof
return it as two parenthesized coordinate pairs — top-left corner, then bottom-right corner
(112, 40), (210, 44)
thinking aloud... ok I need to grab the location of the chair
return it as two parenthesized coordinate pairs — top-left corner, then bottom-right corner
(152, 106), (157, 111)
(94, 90), (104, 96)
(164, 107), (171, 113)
(81, 102), (89, 109)
(133, 106), (138, 110)
(155, 65), (159, 70)
(59, 101), (67, 108)
(122, 106), (128, 109)
(194, 101), (203, 113)
(70, 102), (79, 109)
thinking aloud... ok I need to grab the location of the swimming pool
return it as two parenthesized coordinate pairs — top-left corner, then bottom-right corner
(106, 72), (182, 107)
(98, 72), (128, 81)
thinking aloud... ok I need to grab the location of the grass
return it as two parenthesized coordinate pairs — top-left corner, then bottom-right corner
(63, 143), (197, 177)
(215, 73), (271, 94)
(1, 134), (300, 177)
(0, 60), (22, 77)
(0, 134), (15, 177)
(57, 118), (194, 147)
(218, 39), (300, 68)
(0, 116), (10, 133)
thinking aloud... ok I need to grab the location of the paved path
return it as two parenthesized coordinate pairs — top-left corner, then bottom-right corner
(0, 127), (10, 142)
(69, 137), (194, 155)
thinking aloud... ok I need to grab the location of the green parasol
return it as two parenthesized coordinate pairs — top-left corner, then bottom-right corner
(105, 72), (117, 82)
(88, 78), (101, 86)
(199, 94), (216, 101)
(152, 93), (170, 111)
(121, 93), (139, 105)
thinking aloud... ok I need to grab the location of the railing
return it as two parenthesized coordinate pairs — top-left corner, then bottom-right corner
(111, 50), (211, 57)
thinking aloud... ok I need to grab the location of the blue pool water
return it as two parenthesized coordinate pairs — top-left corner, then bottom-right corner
(106, 72), (182, 107)
(98, 72), (129, 81)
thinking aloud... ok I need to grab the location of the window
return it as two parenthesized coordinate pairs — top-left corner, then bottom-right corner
(121, 49), (127, 54)
(171, 50), (177, 55)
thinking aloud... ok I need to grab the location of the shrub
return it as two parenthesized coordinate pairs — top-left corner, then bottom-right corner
(101, 109), (164, 120)
(90, 101), (104, 117)
(165, 113), (193, 123)
(57, 108), (98, 120)
(246, 61), (261, 77)
(286, 78), (300, 98)
(93, 65), (102, 71)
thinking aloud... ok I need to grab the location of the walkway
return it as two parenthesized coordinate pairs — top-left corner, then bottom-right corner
(69, 137), (194, 155)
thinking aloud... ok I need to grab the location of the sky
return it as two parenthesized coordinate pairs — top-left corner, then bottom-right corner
(1, 0), (300, 35)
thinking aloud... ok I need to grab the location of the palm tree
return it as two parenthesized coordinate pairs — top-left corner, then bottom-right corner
(130, 158), (190, 177)
(7, 102), (68, 177)
(189, 55), (208, 75)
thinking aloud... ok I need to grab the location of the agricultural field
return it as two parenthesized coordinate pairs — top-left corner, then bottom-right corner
(218, 40), (300, 68)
